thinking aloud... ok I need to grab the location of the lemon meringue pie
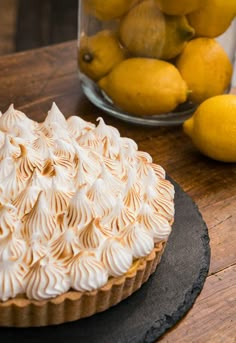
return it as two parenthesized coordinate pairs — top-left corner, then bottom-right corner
(0, 103), (174, 326)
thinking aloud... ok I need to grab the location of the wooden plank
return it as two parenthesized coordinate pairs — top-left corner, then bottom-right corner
(159, 265), (236, 343)
(16, 0), (77, 52)
(0, 0), (18, 55)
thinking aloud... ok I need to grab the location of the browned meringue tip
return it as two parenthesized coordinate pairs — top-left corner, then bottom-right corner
(0, 241), (166, 327)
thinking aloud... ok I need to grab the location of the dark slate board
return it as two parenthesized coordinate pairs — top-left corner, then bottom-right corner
(0, 178), (210, 343)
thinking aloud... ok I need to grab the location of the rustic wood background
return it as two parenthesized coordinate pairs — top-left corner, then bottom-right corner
(0, 0), (78, 55)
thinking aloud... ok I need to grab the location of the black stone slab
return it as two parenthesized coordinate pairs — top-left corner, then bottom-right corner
(0, 178), (210, 343)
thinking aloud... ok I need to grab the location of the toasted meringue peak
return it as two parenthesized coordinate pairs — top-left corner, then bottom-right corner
(11, 122), (37, 142)
(78, 218), (112, 249)
(99, 164), (123, 196)
(0, 204), (20, 238)
(22, 192), (57, 240)
(24, 233), (49, 266)
(0, 104), (29, 133)
(0, 232), (26, 261)
(87, 178), (116, 217)
(151, 163), (166, 179)
(67, 115), (94, 138)
(95, 117), (120, 141)
(101, 238), (133, 277)
(68, 251), (108, 292)
(16, 144), (43, 179)
(50, 228), (80, 260)
(53, 138), (76, 160)
(32, 132), (54, 156)
(44, 102), (67, 129)
(138, 203), (172, 242)
(121, 222), (154, 259)
(1, 166), (26, 200)
(25, 256), (70, 300)
(0, 258), (28, 301)
(67, 187), (94, 229)
(145, 185), (175, 222)
(0, 134), (20, 160)
(102, 194), (135, 233)
(44, 178), (73, 215)
(77, 129), (101, 152)
(12, 182), (41, 217)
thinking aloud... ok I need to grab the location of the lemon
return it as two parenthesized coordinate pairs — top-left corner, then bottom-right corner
(155, 0), (205, 15)
(184, 95), (236, 162)
(99, 58), (188, 116)
(78, 30), (125, 81)
(176, 38), (233, 104)
(119, 0), (195, 60)
(188, 0), (236, 38)
(85, 0), (136, 21)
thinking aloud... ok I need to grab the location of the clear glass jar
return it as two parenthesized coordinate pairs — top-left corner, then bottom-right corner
(78, 0), (236, 126)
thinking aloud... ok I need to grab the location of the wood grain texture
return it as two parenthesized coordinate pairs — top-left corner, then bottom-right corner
(16, 0), (77, 52)
(0, 41), (235, 342)
(0, 0), (18, 55)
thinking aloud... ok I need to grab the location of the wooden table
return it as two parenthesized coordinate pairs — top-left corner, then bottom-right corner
(0, 41), (235, 343)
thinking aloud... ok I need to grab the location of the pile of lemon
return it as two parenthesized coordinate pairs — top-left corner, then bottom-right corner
(79, 0), (236, 118)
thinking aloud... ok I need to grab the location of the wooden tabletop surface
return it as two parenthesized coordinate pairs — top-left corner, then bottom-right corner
(0, 41), (235, 343)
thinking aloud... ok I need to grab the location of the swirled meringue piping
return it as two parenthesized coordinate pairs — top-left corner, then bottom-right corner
(78, 218), (112, 249)
(0, 258), (28, 301)
(1, 166), (27, 200)
(0, 104), (29, 133)
(150, 163), (166, 179)
(87, 178), (116, 217)
(99, 164), (123, 197)
(0, 204), (21, 237)
(32, 132), (54, 158)
(16, 144), (43, 179)
(0, 232), (26, 261)
(44, 102), (68, 129)
(121, 223), (154, 259)
(50, 228), (80, 260)
(145, 185), (175, 222)
(24, 234), (49, 266)
(102, 194), (136, 233)
(44, 178), (73, 215)
(95, 117), (120, 141)
(53, 138), (76, 161)
(24, 256), (70, 300)
(22, 192), (57, 240)
(138, 203), (172, 241)
(66, 187), (94, 229)
(12, 182), (41, 217)
(0, 134), (20, 160)
(77, 129), (101, 152)
(67, 115), (95, 139)
(68, 251), (108, 292)
(100, 238), (133, 277)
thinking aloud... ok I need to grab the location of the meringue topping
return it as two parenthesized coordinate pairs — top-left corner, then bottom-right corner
(68, 251), (108, 292)
(25, 256), (70, 300)
(0, 103), (174, 302)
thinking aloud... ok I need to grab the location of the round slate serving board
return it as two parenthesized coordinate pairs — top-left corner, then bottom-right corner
(0, 178), (210, 343)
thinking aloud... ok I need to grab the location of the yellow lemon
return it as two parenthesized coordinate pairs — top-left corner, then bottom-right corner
(184, 95), (236, 162)
(85, 0), (136, 21)
(78, 30), (125, 81)
(119, 0), (195, 60)
(155, 0), (205, 15)
(176, 38), (233, 104)
(188, 0), (236, 38)
(99, 58), (188, 116)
